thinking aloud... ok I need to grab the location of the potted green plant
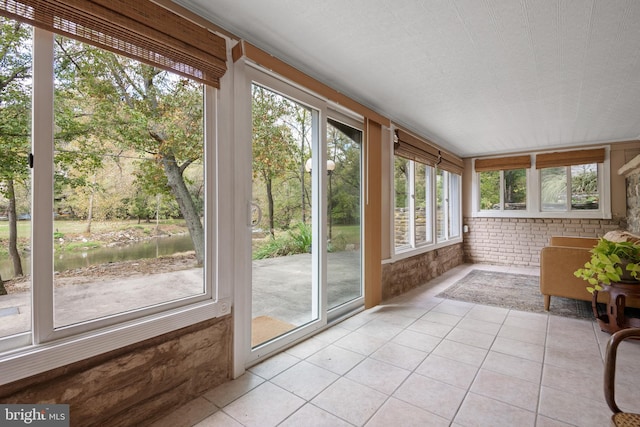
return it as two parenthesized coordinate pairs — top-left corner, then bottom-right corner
(574, 238), (640, 293)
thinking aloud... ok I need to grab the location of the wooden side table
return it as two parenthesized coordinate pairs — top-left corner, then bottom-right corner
(592, 282), (640, 334)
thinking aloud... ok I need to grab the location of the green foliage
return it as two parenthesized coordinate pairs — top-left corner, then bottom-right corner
(51, 37), (207, 262)
(541, 167), (567, 204)
(0, 17), (31, 187)
(479, 171), (500, 209)
(574, 238), (640, 292)
(394, 157), (409, 208)
(289, 222), (312, 253)
(253, 223), (312, 259)
(252, 85), (297, 182)
(504, 169), (526, 204)
(57, 241), (101, 252)
(572, 165), (597, 194)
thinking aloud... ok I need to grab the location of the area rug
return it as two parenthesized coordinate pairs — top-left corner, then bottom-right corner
(436, 270), (593, 320)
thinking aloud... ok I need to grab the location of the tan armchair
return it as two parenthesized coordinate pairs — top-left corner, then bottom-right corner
(539, 236), (599, 310)
(540, 235), (640, 311)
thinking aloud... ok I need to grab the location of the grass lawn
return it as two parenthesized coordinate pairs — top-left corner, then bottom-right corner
(331, 224), (360, 245)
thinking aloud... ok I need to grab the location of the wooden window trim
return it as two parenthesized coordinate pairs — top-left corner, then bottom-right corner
(234, 40), (390, 127)
(0, 0), (227, 87)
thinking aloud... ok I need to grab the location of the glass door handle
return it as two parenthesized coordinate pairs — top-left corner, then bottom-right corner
(250, 202), (262, 228)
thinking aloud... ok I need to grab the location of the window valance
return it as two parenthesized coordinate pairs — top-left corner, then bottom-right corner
(475, 155), (531, 172)
(438, 151), (464, 175)
(536, 148), (605, 169)
(394, 129), (439, 166)
(0, 0), (227, 87)
(394, 129), (463, 174)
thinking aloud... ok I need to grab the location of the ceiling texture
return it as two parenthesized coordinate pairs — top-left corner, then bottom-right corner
(174, 0), (640, 158)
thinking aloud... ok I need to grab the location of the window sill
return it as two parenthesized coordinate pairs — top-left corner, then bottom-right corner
(386, 237), (463, 263)
(471, 210), (612, 220)
(0, 297), (231, 386)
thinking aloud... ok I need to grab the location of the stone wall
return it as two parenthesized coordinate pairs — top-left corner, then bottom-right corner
(0, 315), (232, 427)
(382, 243), (464, 300)
(462, 217), (624, 266)
(394, 208), (428, 247)
(626, 172), (640, 234)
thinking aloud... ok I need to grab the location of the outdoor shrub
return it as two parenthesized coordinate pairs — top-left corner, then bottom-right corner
(289, 223), (312, 253)
(328, 234), (347, 252)
(253, 236), (293, 259)
(253, 223), (312, 259)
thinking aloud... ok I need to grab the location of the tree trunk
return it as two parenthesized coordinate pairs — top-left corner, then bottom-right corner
(266, 178), (275, 237)
(86, 191), (94, 233)
(155, 193), (160, 234)
(0, 272), (6, 296)
(85, 174), (96, 233)
(161, 153), (204, 265)
(7, 179), (23, 277)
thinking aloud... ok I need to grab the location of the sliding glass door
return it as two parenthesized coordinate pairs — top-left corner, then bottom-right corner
(326, 118), (362, 317)
(245, 67), (363, 362)
(250, 82), (319, 349)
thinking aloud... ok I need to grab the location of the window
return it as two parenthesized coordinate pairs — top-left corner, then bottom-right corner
(437, 168), (461, 241)
(52, 37), (207, 329)
(393, 157), (410, 247)
(472, 148), (609, 218)
(0, 16), (32, 344)
(0, 1), (229, 385)
(476, 155), (530, 212)
(479, 169), (527, 211)
(414, 162), (432, 245)
(394, 159), (434, 250)
(393, 128), (462, 254)
(541, 163), (599, 211)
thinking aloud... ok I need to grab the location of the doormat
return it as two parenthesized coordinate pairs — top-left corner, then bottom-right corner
(436, 270), (594, 320)
(251, 315), (296, 347)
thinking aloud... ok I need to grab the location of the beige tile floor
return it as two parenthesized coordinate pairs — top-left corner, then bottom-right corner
(152, 264), (640, 427)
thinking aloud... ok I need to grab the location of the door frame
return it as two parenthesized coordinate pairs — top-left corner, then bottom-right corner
(233, 61), (366, 374)
(235, 63), (331, 370)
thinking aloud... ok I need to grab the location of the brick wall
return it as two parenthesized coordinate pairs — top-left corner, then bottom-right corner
(462, 217), (625, 266)
(381, 243), (464, 300)
(0, 315), (232, 427)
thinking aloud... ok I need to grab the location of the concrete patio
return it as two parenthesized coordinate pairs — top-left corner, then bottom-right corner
(0, 250), (361, 338)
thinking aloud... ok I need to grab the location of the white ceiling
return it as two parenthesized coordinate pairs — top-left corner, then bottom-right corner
(175, 0), (640, 158)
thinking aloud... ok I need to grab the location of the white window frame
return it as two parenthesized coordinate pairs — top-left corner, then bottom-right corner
(436, 168), (462, 243)
(476, 169), (529, 213)
(471, 146), (611, 219)
(391, 154), (462, 261)
(0, 28), (232, 386)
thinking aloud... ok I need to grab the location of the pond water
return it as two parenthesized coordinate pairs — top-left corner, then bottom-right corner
(0, 234), (194, 280)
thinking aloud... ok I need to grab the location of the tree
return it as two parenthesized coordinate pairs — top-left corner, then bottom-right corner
(504, 169), (526, 206)
(0, 18), (32, 279)
(251, 84), (297, 236)
(394, 157), (409, 208)
(479, 171), (500, 210)
(55, 38), (206, 264)
(327, 123), (361, 225)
